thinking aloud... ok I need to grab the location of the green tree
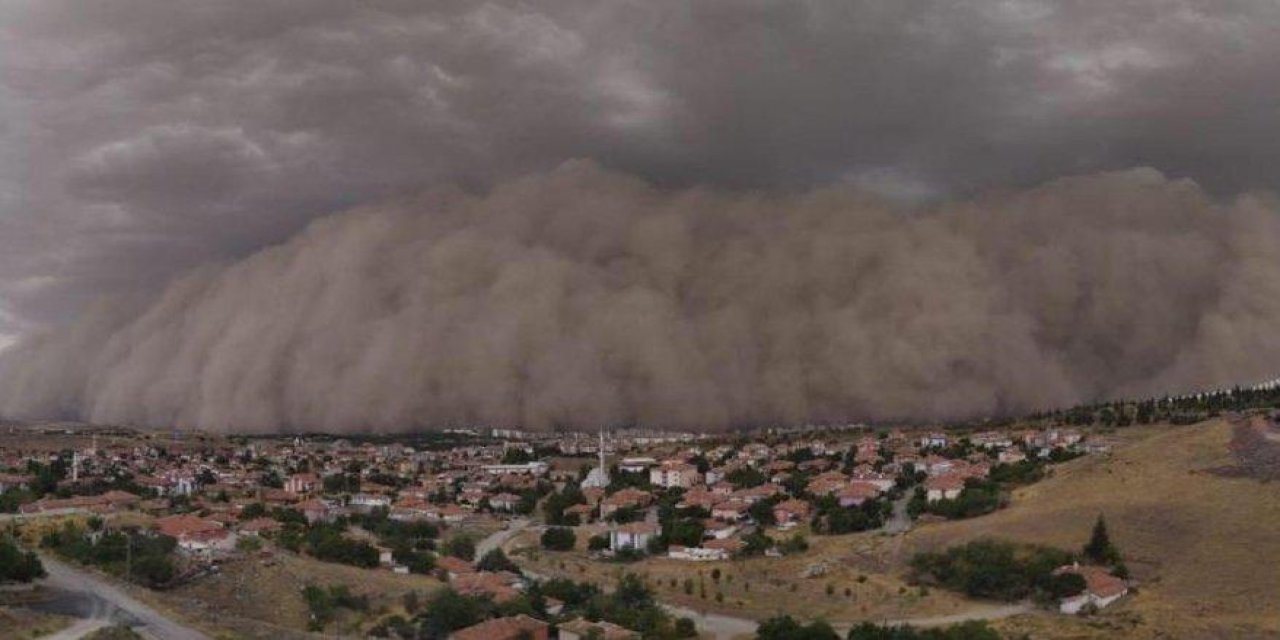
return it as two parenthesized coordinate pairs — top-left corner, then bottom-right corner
(476, 548), (520, 574)
(541, 526), (577, 551)
(0, 538), (45, 583)
(1083, 515), (1119, 564)
(443, 534), (476, 561)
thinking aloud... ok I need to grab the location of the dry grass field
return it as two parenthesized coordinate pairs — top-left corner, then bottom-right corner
(906, 418), (1280, 639)
(0, 604), (73, 639)
(150, 551), (445, 639)
(514, 520), (989, 624)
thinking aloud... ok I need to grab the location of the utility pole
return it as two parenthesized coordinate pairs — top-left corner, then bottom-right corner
(125, 530), (132, 585)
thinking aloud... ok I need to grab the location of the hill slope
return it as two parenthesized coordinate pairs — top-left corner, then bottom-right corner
(905, 418), (1280, 639)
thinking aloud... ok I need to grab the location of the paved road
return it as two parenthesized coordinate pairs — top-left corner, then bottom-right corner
(38, 553), (210, 640)
(476, 517), (534, 558)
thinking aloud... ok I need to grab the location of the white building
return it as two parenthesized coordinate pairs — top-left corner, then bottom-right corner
(480, 461), (549, 476)
(649, 461), (701, 489)
(619, 457), (657, 473)
(349, 493), (392, 511)
(1055, 565), (1129, 614)
(610, 522), (660, 552)
(924, 474), (965, 502)
(667, 545), (730, 561)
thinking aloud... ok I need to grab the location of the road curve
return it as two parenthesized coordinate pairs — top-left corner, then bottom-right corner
(38, 553), (211, 640)
(476, 517), (534, 559)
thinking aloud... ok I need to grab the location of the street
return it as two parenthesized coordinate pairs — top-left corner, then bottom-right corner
(37, 553), (210, 640)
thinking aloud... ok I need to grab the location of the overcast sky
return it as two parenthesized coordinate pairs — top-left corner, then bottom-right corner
(3, 0), (1279, 338)
(3, 2), (1280, 430)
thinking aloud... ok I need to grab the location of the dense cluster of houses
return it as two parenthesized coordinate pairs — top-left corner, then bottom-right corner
(0, 422), (1116, 618)
(545, 426), (1107, 564)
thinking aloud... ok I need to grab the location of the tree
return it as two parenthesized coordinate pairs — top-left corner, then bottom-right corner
(1083, 515), (1119, 564)
(845, 620), (1001, 640)
(240, 502), (267, 520)
(544, 485), (587, 525)
(417, 589), (490, 639)
(477, 548), (520, 574)
(755, 615), (839, 640)
(675, 617), (698, 637)
(0, 538), (45, 583)
(1046, 571), (1087, 600)
(749, 499), (778, 527)
(909, 539), (1075, 602)
(541, 527), (577, 551)
(443, 534), (476, 562)
(615, 573), (654, 608)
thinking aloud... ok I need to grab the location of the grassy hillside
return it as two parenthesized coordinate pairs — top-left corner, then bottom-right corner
(905, 418), (1280, 639)
(157, 551), (444, 638)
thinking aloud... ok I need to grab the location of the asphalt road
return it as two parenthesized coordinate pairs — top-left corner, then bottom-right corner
(475, 517), (534, 559)
(37, 553), (210, 640)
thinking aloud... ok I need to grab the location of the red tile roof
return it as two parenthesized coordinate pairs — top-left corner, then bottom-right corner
(450, 614), (547, 640)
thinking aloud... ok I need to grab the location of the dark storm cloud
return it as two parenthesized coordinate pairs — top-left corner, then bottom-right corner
(1, 1), (1280, 429)
(3, 163), (1279, 431)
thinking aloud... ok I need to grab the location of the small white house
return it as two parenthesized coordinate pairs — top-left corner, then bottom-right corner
(1055, 564), (1129, 614)
(350, 493), (392, 511)
(610, 522), (660, 552)
(920, 433), (949, 449)
(924, 474), (965, 502)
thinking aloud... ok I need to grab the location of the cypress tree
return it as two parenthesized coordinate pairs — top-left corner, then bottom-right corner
(1083, 514), (1118, 564)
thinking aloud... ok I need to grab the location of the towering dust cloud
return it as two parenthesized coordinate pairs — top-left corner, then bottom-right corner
(1, 162), (1278, 432)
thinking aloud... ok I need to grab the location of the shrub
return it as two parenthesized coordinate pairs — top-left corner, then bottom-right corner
(442, 534), (477, 561)
(845, 620), (1002, 640)
(909, 539), (1075, 602)
(0, 538), (45, 583)
(675, 617), (698, 638)
(476, 548), (520, 574)
(540, 527), (576, 552)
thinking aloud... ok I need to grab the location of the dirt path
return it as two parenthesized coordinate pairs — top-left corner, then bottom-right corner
(882, 494), (914, 535)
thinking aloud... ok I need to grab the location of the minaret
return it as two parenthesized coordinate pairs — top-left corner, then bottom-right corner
(71, 451), (80, 483)
(598, 429), (606, 474)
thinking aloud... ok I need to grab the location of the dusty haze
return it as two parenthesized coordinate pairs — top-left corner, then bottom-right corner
(1, 162), (1277, 432)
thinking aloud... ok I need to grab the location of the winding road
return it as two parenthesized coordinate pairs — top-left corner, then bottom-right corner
(476, 517), (535, 559)
(37, 553), (210, 640)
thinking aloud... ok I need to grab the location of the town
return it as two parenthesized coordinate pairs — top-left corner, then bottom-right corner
(0, 416), (1134, 640)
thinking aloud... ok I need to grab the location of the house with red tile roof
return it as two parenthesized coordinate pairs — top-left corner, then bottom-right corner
(436, 555), (475, 579)
(924, 474), (965, 502)
(451, 571), (522, 603)
(773, 498), (811, 525)
(1054, 564), (1129, 614)
(155, 514), (234, 554)
(838, 482), (881, 508)
(449, 614), (548, 640)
